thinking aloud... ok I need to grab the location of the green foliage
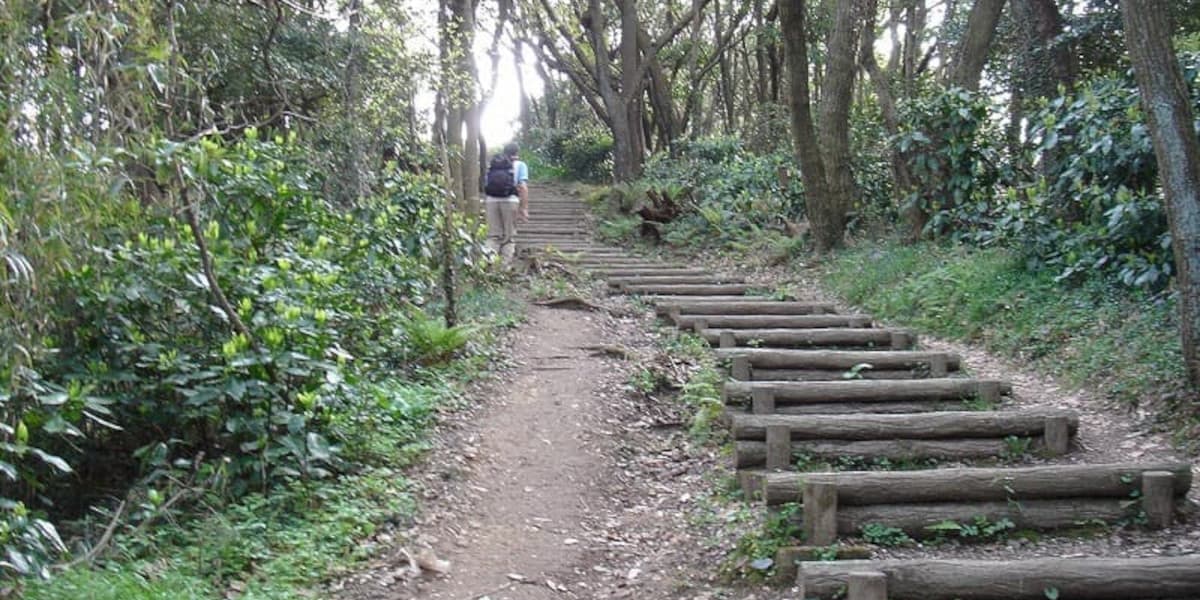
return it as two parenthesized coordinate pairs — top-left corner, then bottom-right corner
(723, 503), (801, 581)
(860, 522), (913, 546)
(896, 87), (1004, 238)
(1002, 435), (1034, 460)
(523, 127), (614, 183)
(399, 311), (473, 366)
(925, 516), (1016, 542)
(640, 137), (803, 249)
(821, 241), (1190, 434)
(2, 131), (486, 580)
(992, 61), (1200, 291)
(680, 360), (726, 443)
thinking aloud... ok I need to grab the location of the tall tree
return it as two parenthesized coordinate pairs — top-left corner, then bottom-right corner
(1119, 1), (1200, 392)
(523, 0), (711, 181)
(780, 0), (868, 252)
(439, 0), (482, 213)
(949, 0), (1007, 91)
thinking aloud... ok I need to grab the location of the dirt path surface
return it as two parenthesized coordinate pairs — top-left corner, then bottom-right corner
(416, 306), (604, 599)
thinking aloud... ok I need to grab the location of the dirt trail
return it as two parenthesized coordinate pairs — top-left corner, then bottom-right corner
(417, 306), (605, 599)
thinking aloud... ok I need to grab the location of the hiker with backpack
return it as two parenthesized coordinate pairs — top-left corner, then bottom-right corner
(483, 142), (530, 263)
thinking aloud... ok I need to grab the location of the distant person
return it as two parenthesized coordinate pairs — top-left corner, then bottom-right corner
(483, 142), (530, 264)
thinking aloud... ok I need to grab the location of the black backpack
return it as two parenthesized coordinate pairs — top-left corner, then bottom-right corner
(484, 154), (517, 197)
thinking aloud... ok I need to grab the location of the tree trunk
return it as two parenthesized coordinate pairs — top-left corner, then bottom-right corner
(1012, 0), (1074, 183)
(949, 0), (1007, 91)
(816, 0), (866, 250)
(1120, 1), (1200, 392)
(514, 36), (532, 129)
(342, 0), (365, 204)
(616, 0), (644, 181)
(780, 0), (832, 249)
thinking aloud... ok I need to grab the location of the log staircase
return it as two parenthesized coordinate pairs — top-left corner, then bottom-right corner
(515, 194), (1200, 600)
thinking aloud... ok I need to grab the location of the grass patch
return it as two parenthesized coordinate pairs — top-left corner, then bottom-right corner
(20, 285), (524, 599)
(819, 239), (1196, 446)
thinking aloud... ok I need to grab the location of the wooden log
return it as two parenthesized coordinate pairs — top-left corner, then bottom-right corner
(593, 268), (712, 277)
(750, 368), (926, 381)
(714, 348), (962, 371)
(719, 331), (737, 348)
(750, 388), (775, 414)
(723, 379), (1014, 404)
(674, 314), (873, 330)
(654, 300), (838, 316)
(1044, 415), (1071, 456)
(803, 481), (838, 545)
(731, 410), (1070, 441)
(575, 260), (666, 267)
(730, 400), (975, 415)
(623, 283), (751, 296)
(608, 275), (744, 287)
(702, 328), (914, 349)
(848, 572), (887, 600)
(731, 356), (752, 380)
(739, 438), (1015, 471)
(827, 498), (1135, 537)
(761, 462), (1192, 505)
(1143, 471), (1177, 528)
(774, 546), (876, 584)
(798, 556), (1200, 599)
(649, 295), (772, 309)
(766, 425), (792, 470)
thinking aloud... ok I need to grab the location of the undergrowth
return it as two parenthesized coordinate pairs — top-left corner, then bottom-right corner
(819, 239), (1197, 448)
(19, 287), (523, 599)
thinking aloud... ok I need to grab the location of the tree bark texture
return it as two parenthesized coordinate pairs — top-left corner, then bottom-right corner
(817, 0), (868, 248)
(949, 0), (1006, 91)
(780, 0), (831, 249)
(1120, 1), (1200, 392)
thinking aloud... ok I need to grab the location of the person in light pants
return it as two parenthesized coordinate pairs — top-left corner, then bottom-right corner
(484, 142), (530, 263)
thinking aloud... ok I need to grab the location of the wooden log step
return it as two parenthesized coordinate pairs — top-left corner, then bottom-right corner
(736, 438), (1014, 469)
(622, 283), (751, 296)
(797, 556), (1200, 599)
(654, 300), (838, 316)
(608, 275), (744, 287)
(675, 314), (873, 330)
(646, 295), (772, 306)
(572, 259), (665, 266)
(716, 348), (962, 373)
(732, 410), (1068, 441)
(731, 400), (974, 414)
(762, 462), (1190, 506)
(591, 268), (713, 277)
(821, 498), (1169, 540)
(747, 368), (930, 381)
(702, 328), (915, 349)
(723, 378), (1012, 405)
(522, 246), (623, 254)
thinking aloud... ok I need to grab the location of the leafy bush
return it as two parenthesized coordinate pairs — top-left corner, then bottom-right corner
(2, 131), (483, 577)
(896, 87), (1005, 238)
(523, 127), (613, 183)
(637, 137), (804, 248)
(993, 62), (1199, 290)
